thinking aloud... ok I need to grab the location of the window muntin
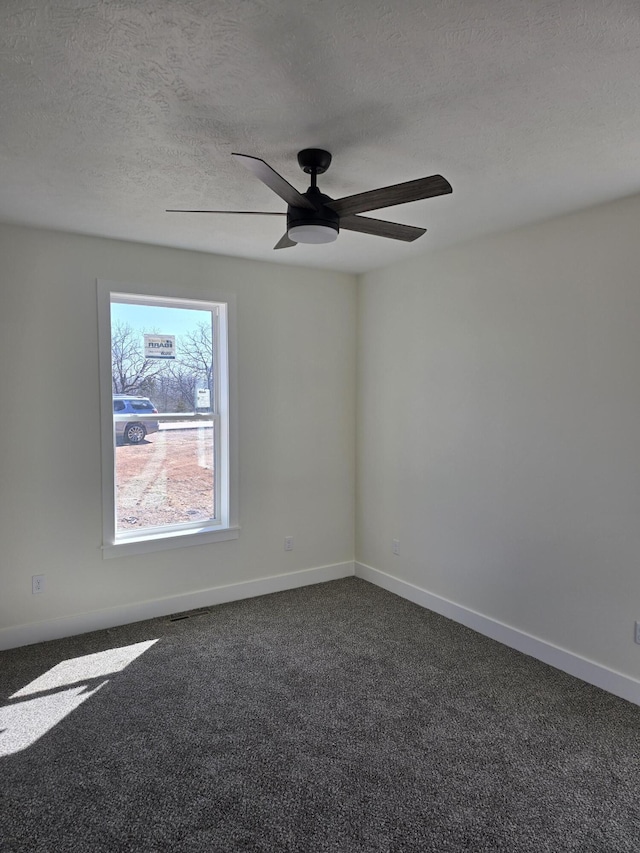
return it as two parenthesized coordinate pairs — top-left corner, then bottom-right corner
(98, 282), (238, 557)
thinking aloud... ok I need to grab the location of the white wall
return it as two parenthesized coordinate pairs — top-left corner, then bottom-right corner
(357, 194), (640, 685)
(0, 224), (356, 643)
(5, 192), (640, 697)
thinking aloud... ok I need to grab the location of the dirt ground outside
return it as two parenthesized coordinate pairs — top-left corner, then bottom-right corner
(115, 428), (214, 532)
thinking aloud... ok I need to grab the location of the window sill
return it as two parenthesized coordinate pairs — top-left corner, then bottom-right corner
(102, 526), (240, 559)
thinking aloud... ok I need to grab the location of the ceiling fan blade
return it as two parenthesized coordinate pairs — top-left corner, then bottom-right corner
(327, 175), (452, 217)
(274, 232), (296, 250)
(232, 153), (317, 210)
(340, 214), (426, 242)
(166, 209), (286, 215)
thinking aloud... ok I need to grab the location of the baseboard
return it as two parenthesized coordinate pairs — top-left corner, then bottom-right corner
(355, 562), (640, 708)
(0, 561), (355, 650)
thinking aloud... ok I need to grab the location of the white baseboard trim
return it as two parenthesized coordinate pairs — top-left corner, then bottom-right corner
(0, 561), (355, 651)
(355, 562), (640, 707)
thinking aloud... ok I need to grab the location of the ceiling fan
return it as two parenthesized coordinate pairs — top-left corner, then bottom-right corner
(167, 149), (452, 249)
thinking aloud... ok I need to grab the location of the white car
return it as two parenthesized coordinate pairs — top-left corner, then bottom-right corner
(113, 395), (159, 444)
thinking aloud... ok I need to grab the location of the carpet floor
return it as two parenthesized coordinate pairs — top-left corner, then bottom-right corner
(1, 577), (639, 852)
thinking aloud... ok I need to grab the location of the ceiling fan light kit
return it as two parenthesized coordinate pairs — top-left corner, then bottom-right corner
(167, 148), (451, 251)
(288, 224), (338, 244)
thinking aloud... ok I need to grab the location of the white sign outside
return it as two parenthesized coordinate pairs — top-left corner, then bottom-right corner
(144, 334), (176, 359)
(196, 388), (211, 408)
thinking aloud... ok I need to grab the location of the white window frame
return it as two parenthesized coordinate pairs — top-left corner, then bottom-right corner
(97, 279), (239, 558)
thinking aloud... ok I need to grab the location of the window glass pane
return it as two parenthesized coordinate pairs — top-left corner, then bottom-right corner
(110, 301), (213, 409)
(110, 298), (217, 537)
(115, 423), (215, 533)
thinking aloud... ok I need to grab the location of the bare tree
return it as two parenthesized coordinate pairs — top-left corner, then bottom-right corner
(154, 369), (196, 412)
(167, 366), (198, 411)
(111, 320), (213, 412)
(111, 321), (168, 396)
(179, 322), (214, 401)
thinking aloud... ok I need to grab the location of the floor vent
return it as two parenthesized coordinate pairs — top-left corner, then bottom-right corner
(168, 607), (212, 622)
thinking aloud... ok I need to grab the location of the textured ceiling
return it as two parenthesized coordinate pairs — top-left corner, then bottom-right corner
(1, 0), (640, 273)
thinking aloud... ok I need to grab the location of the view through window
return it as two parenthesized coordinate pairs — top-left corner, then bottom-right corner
(98, 285), (236, 554)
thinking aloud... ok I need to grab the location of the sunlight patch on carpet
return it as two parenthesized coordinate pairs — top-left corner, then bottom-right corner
(0, 639), (158, 756)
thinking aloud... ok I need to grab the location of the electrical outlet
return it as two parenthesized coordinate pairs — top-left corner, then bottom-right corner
(284, 536), (294, 551)
(32, 575), (45, 594)
(635, 621), (640, 645)
(392, 539), (400, 556)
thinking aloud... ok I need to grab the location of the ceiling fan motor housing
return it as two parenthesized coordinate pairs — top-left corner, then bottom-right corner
(287, 189), (340, 239)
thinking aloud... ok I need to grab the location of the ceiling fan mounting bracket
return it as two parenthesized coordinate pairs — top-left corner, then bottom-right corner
(297, 149), (332, 175)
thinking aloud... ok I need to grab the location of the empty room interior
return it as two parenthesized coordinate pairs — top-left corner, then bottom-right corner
(2, 2), (640, 850)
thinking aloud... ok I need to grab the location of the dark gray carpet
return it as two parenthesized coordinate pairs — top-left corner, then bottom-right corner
(1, 577), (639, 852)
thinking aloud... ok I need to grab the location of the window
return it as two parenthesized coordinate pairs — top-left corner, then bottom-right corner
(97, 281), (238, 557)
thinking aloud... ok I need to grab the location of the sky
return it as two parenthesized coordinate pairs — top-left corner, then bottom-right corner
(111, 301), (212, 367)
(111, 301), (211, 339)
